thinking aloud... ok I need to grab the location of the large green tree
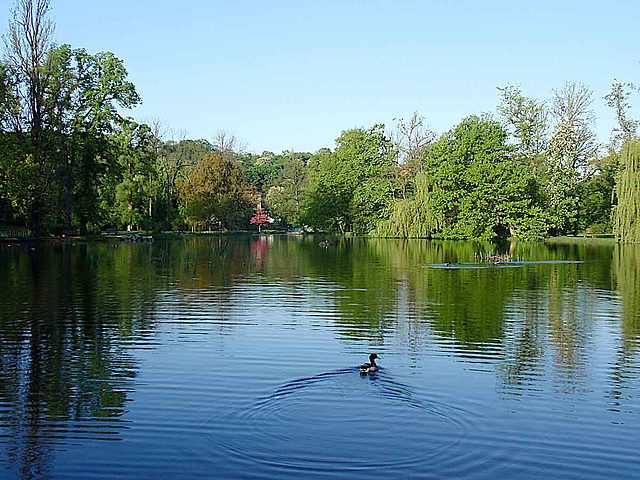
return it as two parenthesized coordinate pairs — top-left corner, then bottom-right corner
(265, 154), (307, 227)
(497, 85), (548, 175)
(614, 139), (640, 242)
(46, 44), (141, 232)
(177, 152), (256, 231)
(151, 138), (212, 230)
(422, 115), (547, 240)
(303, 125), (397, 233)
(2, 1), (141, 234)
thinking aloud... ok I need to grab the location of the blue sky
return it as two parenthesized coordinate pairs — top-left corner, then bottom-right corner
(2, 0), (639, 153)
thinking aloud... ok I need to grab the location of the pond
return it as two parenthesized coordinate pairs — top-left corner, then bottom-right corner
(1, 236), (639, 479)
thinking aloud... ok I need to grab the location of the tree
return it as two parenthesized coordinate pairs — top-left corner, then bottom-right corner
(0, 62), (34, 223)
(112, 119), (154, 231)
(577, 153), (617, 233)
(4, 0), (55, 234)
(46, 44), (141, 232)
(244, 153), (283, 195)
(2, 1), (141, 234)
(497, 85), (549, 175)
(394, 112), (436, 165)
(265, 154), (307, 227)
(250, 206), (272, 232)
(604, 80), (638, 150)
(302, 125), (397, 233)
(614, 139), (640, 242)
(177, 152), (256, 231)
(392, 112), (436, 199)
(549, 81), (599, 171)
(212, 129), (246, 159)
(152, 137), (212, 230)
(539, 159), (580, 235)
(374, 171), (441, 238)
(422, 115), (547, 240)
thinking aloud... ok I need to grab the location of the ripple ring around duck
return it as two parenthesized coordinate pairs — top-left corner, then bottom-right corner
(202, 368), (497, 478)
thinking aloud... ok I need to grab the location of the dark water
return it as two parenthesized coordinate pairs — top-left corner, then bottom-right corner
(1, 236), (639, 479)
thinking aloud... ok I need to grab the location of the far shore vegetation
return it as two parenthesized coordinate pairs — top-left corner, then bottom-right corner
(2, 1), (640, 243)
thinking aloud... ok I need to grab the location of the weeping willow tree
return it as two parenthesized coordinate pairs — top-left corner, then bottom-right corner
(374, 172), (441, 237)
(614, 139), (640, 243)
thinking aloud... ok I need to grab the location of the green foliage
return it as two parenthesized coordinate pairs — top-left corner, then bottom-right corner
(374, 171), (441, 237)
(613, 243), (640, 333)
(265, 155), (307, 227)
(549, 81), (598, 170)
(0, 2), (627, 239)
(177, 153), (257, 230)
(538, 160), (580, 235)
(614, 139), (640, 242)
(577, 153), (617, 233)
(302, 125), (397, 233)
(604, 80), (638, 150)
(151, 139), (212, 230)
(1, 8), (142, 234)
(497, 85), (548, 173)
(245, 155), (283, 195)
(109, 119), (155, 230)
(423, 115), (547, 240)
(0, 142), (38, 221)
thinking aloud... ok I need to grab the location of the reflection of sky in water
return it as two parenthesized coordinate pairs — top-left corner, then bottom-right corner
(0, 238), (639, 479)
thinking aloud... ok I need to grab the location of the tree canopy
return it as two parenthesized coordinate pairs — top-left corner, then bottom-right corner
(1, 0), (638, 242)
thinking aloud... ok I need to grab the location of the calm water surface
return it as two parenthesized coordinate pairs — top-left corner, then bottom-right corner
(1, 236), (639, 479)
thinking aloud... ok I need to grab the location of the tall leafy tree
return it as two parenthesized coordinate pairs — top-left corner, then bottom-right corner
(112, 119), (154, 231)
(177, 152), (256, 231)
(265, 154), (307, 227)
(549, 81), (599, 171)
(614, 139), (640, 242)
(497, 85), (549, 175)
(604, 80), (638, 150)
(303, 125), (396, 233)
(422, 115), (547, 240)
(3, 0), (56, 234)
(46, 44), (141, 232)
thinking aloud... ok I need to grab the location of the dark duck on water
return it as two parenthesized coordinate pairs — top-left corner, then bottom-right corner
(359, 353), (380, 374)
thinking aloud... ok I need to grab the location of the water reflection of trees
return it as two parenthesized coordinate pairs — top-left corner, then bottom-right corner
(1, 236), (639, 476)
(262, 237), (638, 409)
(147, 236), (640, 411)
(0, 235), (276, 477)
(608, 244), (640, 410)
(0, 244), (157, 478)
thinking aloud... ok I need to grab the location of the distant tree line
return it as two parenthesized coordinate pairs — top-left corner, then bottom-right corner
(1, 0), (639, 241)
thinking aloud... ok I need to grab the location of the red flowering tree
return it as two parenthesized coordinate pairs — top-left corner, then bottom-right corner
(250, 207), (272, 232)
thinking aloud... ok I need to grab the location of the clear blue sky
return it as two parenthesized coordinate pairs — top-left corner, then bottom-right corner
(2, 0), (639, 153)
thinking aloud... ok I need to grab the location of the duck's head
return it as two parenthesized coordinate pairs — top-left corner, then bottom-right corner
(369, 353), (380, 362)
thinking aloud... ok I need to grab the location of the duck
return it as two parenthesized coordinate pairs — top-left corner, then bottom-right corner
(359, 353), (380, 374)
